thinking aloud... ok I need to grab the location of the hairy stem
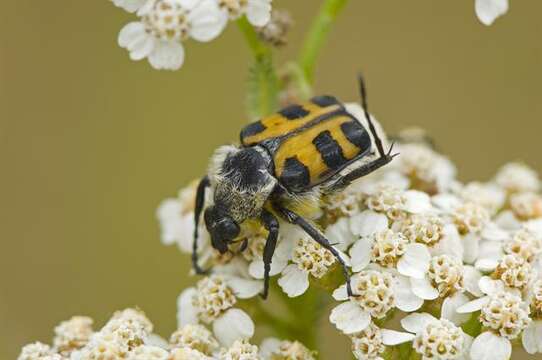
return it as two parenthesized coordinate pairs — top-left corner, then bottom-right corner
(298, 0), (349, 84)
(237, 17), (279, 118)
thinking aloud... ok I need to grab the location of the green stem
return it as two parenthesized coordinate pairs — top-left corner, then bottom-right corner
(237, 16), (279, 119)
(298, 0), (349, 84)
(237, 16), (270, 59)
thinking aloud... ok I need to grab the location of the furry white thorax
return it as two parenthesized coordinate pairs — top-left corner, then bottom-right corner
(208, 145), (277, 222)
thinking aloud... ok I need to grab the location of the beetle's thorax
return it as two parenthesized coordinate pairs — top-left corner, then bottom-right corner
(208, 145), (276, 223)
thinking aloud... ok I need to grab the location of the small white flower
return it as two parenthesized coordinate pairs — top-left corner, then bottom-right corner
(169, 324), (219, 355)
(365, 185), (406, 219)
(460, 181), (506, 215)
(460, 291), (530, 360)
(349, 322), (413, 360)
(330, 271), (396, 334)
(325, 217), (357, 252)
(18, 342), (60, 360)
(52, 316), (93, 356)
(278, 234), (344, 297)
(475, 0), (509, 26)
(504, 228), (542, 262)
(259, 338), (315, 360)
(217, 0), (272, 26)
(510, 191), (542, 220)
(401, 313), (471, 360)
(397, 214), (444, 247)
(494, 162), (539, 193)
(177, 275), (257, 346)
(394, 143), (456, 193)
(118, 0), (227, 70)
(453, 202), (490, 235)
(492, 254), (534, 290)
(218, 339), (259, 360)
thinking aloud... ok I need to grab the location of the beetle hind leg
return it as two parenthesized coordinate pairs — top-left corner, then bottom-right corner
(273, 204), (355, 297)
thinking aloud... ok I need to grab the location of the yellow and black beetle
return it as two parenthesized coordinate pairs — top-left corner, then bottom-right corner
(193, 75), (395, 298)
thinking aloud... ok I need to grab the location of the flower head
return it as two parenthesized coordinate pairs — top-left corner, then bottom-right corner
(480, 292), (531, 339)
(169, 324), (219, 355)
(492, 254), (533, 290)
(495, 162), (539, 194)
(18, 342), (60, 360)
(412, 319), (466, 360)
(453, 202), (489, 235)
(52, 316), (94, 356)
(218, 339), (259, 360)
(118, 0), (227, 70)
(217, 0), (272, 26)
(428, 255), (464, 297)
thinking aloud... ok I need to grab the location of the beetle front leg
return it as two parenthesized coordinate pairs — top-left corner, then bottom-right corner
(192, 175), (210, 274)
(260, 209), (279, 299)
(273, 204), (355, 297)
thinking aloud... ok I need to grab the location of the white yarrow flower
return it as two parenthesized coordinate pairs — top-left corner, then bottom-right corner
(475, 0), (509, 26)
(118, 0), (227, 70)
(217, 0), (273, 27)
(400, 313), (472, 360)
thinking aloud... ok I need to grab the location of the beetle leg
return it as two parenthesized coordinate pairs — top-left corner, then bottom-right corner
(260, 209), (279, 299)
(273, 204), (355, 298)
(192, 175), (210, 275)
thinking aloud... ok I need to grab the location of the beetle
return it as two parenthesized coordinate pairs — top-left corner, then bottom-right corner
(192, 75), (395, 299)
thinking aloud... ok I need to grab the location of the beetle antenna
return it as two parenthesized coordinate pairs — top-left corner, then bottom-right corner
(357, 74), (386, 158)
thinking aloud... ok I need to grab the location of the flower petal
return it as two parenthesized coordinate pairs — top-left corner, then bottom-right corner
(441, 292), (470, 325)
(457, 296), (490, 314)
(213, 308), (254, 347)
(410, 277), (439, 300)
(259, 337), (282, 358)
(189, 0), (228, 42)
(397, 243), (430, 279)
(111, 0), (148, 13)
(329, 301), (370, 334)
(478, 276), (504, 296)
(461, 233), (480, 264)
(118, 21), (146, 49)
(522, 320), (542, 354)
(394, 275), (424, 312)
(349, 210), (388, 237)
(226, 276), (263, 299)
(332, 284), (348, 301)
(148, 41), (184, 70)
(404, 190), (432, 214)
(349, 238), (373, 272)
(246, 0), (272, 27)
(475, 0), (509, 26)
(381, 329), (415, 345)
(400, 312), (437, 334)
(470, 332), (511, 360)
(177, 288), (198, 327)
(463, 265), (484, 297)
(277, 264), (309, 298)
(326, 218), (356, 251)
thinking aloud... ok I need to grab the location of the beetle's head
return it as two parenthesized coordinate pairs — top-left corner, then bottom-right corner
(204, 205), (241, 254)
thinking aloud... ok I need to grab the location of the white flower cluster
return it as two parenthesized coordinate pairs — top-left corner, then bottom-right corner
(111, 0), (272, 70)
(158, 103), (542, 360)
(18, 308), (315, 360)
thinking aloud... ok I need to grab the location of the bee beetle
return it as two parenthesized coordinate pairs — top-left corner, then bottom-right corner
(193, 75), (395, 299)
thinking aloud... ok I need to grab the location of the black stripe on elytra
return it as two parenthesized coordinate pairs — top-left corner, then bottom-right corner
(310, 95), (341, 108)
(340, 120), (371, 151)
(278, 104), (310, 120)
(279, 156), (310, 191)
(240, 121), (266, 143)
(312, 130), (347, 170)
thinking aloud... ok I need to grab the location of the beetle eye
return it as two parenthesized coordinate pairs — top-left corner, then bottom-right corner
(218, 217), (240, 240)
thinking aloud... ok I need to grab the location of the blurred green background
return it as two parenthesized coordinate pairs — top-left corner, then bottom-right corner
(1, 1), (541, 358)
